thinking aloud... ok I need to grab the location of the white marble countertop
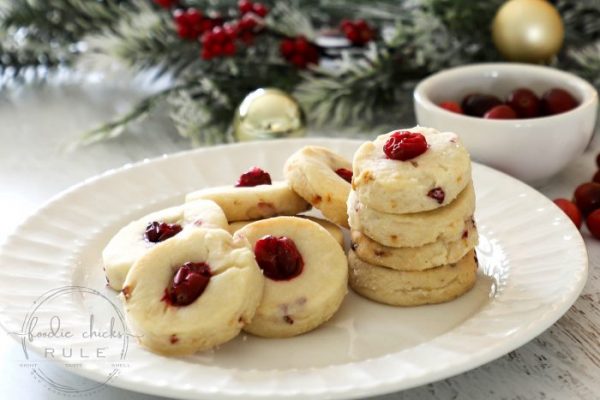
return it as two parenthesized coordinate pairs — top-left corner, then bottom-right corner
(1, 80), (599, 400)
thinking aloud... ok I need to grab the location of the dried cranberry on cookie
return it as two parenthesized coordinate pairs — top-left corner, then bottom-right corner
(234, 216), (348, 338)
(186, 167), (310, 222)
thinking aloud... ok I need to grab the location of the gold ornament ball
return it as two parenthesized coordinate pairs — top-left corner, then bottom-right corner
(492, 0), (564, 63)
(233, 88), (306, 142)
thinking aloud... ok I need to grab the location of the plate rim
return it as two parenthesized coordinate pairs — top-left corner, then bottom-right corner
(0, 138), (589, 400)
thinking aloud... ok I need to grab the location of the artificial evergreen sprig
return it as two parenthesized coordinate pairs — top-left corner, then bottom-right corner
(2, 0), (600, 147)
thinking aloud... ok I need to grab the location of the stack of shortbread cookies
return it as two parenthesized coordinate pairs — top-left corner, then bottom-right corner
(347, 127), (479, 306)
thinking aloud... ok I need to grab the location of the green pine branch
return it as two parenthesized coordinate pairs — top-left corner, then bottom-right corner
(2, 0), (138, 41)
(568, 41), (600, 89)
(87, 5), (201, 79)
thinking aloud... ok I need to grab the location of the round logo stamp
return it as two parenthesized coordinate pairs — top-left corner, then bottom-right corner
(9, 286), (134, 396)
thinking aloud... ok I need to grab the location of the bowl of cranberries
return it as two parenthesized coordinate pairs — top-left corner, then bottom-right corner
(414, 63), (598, 185)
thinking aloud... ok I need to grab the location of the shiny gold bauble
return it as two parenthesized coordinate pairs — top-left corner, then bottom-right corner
(492, 0), (564, 63)
(233, 88), (306, 142)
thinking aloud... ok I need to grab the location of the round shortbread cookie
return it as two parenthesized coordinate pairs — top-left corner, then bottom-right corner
(186, 181), (310, 222)
(284, 146), (352, 227)
(122, 229), (264, 355)
(352, 126), (471, 214)
(102, 200), (228, 291)
(348, 182), (475, 248)
(351, 218), (478, 270)
(233, 217), (348, 338)
(348, 249), (478, 306)
(227, 215), (344, 247)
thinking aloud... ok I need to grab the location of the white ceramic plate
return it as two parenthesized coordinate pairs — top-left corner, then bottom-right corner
(0, 138), (587, 399)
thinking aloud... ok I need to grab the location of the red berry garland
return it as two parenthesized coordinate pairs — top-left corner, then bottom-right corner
(238, 0), (268, 17)
(280, 36), (319, 69)
(341, 19), (375, 46)
(174, 8), (214, 40)
(153, 0), (178, 9)
(163, 1), (323, 65)
(201, 26), (237, 60)
(236, 14), (260, 45)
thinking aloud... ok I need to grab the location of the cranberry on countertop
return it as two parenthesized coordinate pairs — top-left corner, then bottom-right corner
(587, 209), (600, 239)
(236, 167), (272, 187)
(335, 168), (353, 183)
(461, 94), (502, 117)
(553, 198), (582, 229)
(163, 262), (212, 306)
(574, 182), (600, 216)
(383, 131), (428, 161)
(145, 221), (183, 243)
(541, 88), (579, 115)
(254, 236), (304, 281)
(506, 88), (540, 118)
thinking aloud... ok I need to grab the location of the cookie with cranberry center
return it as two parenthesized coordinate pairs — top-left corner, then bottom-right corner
(348, 249), (478, 306)
(186, 181), (310, 222)
(102, 200), (228, 291)
(233, 216), (348, 338)
(348, 182), (475, 248)
(351, 218), (477, 270)
(122, 228), (264, 356)
(352, 127), (471, 214)
(284, 146), (352, 227)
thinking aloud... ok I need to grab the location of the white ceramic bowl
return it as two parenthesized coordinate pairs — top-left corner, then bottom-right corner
(414, 63), (598, 185)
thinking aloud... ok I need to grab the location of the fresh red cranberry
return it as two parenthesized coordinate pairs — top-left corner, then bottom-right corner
(235, 167), (272, 187)
(427, 187), (445, 204)
(553, 198), (582, 229)
(335, 168), (353, 183)
(164, 262), (211, 306)
(484, 105), (517, 119)
(586, 209), (600, 239)
(254, 236), (304, 281)
(145, 221), (183, 243)
(383, 131), (428, 161)
(439, 101), (463, 114)
(506, 88), (540, 118)
(574, 182), (600, 216)
(541, 88), (579, 115)
(461, 94), (502, 117)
